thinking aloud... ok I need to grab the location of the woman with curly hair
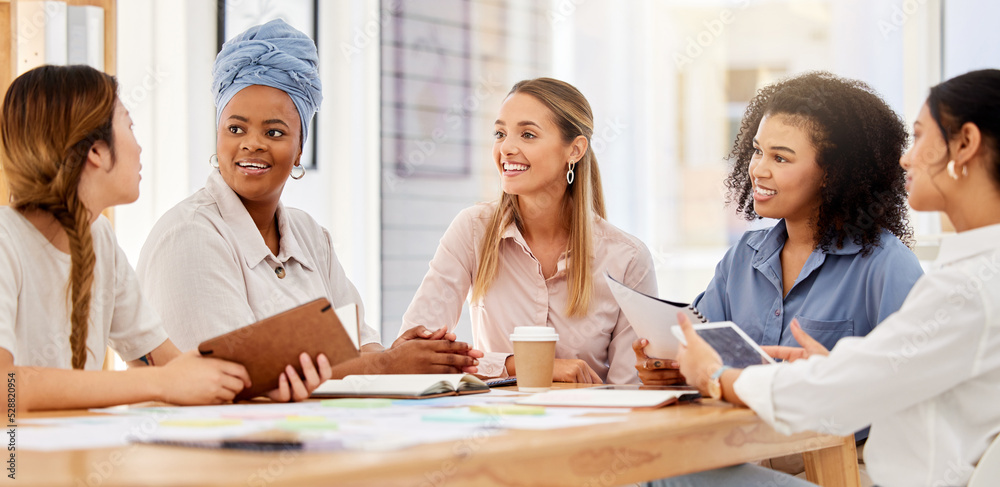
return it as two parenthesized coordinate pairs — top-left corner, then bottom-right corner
(636, 71), (922, 374)
(634, 73), (924, 474)
(663, 68), (1000, 487)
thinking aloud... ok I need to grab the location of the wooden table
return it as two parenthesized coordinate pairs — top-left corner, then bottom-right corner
(16, 392), (859, 486)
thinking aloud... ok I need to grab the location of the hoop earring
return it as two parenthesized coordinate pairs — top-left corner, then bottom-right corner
(566, 160), (576, 185)
(209, 154), (220, 169)
(946, 160), (966, 180)
(290, 164), (305, 180)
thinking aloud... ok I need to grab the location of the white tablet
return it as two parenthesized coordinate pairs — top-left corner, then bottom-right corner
(671, 321), (775, 368)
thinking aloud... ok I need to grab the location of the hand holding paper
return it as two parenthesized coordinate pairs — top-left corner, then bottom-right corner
(631, 339), (685, 386)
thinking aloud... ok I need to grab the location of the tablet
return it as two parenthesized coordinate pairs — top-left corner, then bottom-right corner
(671, 321), (775, 369)
(198, 298), (361, 401)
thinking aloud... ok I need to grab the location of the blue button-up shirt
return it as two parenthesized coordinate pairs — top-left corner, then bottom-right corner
(694, 220), (924, 351)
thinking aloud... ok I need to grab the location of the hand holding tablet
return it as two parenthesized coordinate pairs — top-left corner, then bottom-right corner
(671, 321), (775, 369)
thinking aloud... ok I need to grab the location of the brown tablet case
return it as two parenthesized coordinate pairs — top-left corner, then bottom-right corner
(197, 297), (361, 401)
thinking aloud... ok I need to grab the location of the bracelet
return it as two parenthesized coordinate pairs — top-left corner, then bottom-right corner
(712, 365), (732, 380)
(710, 365), (733, 381)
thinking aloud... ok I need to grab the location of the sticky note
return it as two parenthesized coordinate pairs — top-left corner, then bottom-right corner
(284, 416), (327, 422)
(276, 417), (339, 431)
(469, 405), (546, 416)
(321, 398), (393, 409)
(159, 419), (243, 427)
(421, 410), (494, 423)
(220, 412), (287, 421)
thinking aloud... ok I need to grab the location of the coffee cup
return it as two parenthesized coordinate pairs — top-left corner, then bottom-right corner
(510, 326), (559, 392)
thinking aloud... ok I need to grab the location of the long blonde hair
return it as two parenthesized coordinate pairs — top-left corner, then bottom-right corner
(472, 78), (606, 317)
(1, 65), (118, 369)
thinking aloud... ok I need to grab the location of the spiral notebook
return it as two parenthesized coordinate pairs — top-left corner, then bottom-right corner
(605, 272), (706, 359)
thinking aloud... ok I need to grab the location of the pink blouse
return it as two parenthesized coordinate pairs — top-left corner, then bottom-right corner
(400, 203), (657, 384)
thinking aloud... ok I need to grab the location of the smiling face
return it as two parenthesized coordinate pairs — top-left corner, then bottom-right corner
(748, 113), (826, 224)
(216, 84), (302, 206)
(492, 93), (576, 200)
(899, 103), (949, 212)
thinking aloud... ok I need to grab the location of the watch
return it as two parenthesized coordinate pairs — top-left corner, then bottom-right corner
(707, 365), (733, 400)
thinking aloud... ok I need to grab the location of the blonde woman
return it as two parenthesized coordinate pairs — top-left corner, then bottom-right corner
(399, 78), (656, 384)
(0, 65), (251, 411)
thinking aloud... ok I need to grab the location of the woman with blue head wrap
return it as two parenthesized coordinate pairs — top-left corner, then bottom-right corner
(212, 18), (322, 152)
(138, 20), (482, 402)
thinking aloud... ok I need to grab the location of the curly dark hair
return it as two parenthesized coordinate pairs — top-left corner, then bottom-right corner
(724, 71), (913, 254)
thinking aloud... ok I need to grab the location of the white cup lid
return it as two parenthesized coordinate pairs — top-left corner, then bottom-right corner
(509, 326), (559, 342)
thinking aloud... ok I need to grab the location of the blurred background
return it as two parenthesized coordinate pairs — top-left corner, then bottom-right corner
(112, 0), (1000, 345)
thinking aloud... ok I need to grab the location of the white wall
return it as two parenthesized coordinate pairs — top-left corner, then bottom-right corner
(943, 0), (1000, 79)
(116, 0), (214, 266)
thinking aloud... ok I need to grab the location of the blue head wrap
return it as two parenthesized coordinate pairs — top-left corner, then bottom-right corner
(212, 19), (322, 144)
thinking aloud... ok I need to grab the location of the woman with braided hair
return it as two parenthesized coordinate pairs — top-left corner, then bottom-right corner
(0, 65), (252, 410)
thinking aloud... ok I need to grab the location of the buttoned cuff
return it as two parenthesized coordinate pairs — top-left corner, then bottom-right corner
(479, 351), (511, 378)
(733, 364), (790, 434)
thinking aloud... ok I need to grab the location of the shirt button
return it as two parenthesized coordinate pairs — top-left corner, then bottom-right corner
(275, 267), (286, 279)
(774, 309), (780, 316)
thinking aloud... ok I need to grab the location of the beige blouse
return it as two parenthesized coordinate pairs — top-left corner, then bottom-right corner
(0, 208), (168, 369)
(400, 203), (657, 383)
(137, 171), (380, 351)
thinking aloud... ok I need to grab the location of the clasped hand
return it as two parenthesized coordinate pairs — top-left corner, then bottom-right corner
(386, 325), (485, 375)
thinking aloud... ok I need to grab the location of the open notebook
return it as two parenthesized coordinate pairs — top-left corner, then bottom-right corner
(312, 374), (490, 399)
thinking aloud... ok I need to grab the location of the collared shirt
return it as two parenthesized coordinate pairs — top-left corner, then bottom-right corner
(0, 208), (167, 368)
(735, 222), (1000, 486)
(399, 203), (657, 384)
(694, 220), (924, 349)
(137, 171), (379, 351)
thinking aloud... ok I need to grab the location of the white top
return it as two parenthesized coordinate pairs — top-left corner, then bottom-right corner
(0, 207), (168, 369)
(734, 223), (1000, 487)
(136, 171), (379, 351)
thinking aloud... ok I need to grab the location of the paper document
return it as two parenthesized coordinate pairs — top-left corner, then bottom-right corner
(605, 272), (705, 359)
(515, 388), (697, 409)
